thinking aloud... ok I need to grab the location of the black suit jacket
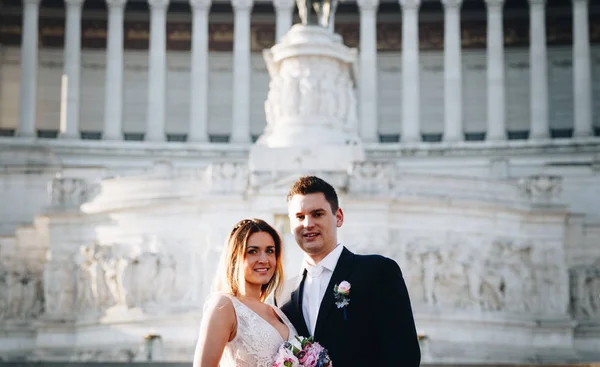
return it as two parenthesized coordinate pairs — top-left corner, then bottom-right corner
(280, 247), (421, 367)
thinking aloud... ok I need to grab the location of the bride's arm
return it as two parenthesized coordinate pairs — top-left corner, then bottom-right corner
(193, 294), (236, 367)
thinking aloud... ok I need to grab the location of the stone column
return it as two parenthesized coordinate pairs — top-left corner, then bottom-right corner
(188, 0), (212, 142)
(230, 0), (253, 144)
(485, 0), (506, 141)
(441, 0), (463, 142)
(572, 0), (592, 137)
(399, 0), (421, 143)
(274, 0), (294, 42)
(357, 0), (379, 143)
(146, 0), (169, 142)
(103, 0), (127, 140)
(328, 1), (339, 32)
(59, 0), (85, 139)
(17, 0), (41, 137)
(528, 0), (549, 140)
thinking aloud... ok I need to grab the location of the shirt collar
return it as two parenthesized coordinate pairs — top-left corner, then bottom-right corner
(304, 244), (344, 273)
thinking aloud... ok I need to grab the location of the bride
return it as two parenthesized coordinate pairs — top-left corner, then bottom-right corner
(193, 218), (298, 367)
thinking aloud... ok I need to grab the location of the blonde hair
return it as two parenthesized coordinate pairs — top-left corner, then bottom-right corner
(213, 218), (284, 302)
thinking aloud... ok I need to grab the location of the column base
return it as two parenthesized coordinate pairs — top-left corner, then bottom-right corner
(229, 136), (251, 144)
(58, 132), (80, 140)
(442, 134), (464, 142)
(360, 135), (380, 144)
(486, 133), (507, 142)
(401, 134), (421, 143)
(187, 135), (210, 143)
(573, 130), (593, 138)
(16, 131), (37, 139)
(529, 131), (550, 140)
(102, 133), (123, 141)
(144, 134), (166, 142)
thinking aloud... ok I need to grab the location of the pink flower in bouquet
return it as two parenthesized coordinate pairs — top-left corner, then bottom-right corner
(303, 344), (322, 367)
(273, 336), (332, 367)
(273, 343), (299, 367)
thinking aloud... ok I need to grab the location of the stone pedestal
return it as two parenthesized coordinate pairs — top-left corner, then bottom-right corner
(250, 25), (364, 172)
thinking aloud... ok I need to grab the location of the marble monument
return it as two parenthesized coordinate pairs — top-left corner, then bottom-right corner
(0, 4), (599, 365)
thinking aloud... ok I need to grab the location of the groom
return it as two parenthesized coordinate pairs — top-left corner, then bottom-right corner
(279, 175), (421, 366)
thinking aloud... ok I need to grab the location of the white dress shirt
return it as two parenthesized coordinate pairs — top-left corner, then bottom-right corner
(302, 244), (344, 336)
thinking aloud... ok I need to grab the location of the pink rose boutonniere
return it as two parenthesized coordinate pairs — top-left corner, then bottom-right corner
(333, 280), (351, 320)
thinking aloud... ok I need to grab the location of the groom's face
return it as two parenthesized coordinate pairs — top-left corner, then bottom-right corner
(287, 192), (344, 263)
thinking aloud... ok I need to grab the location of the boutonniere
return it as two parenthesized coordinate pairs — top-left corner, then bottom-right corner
(333, 280), (351, 320)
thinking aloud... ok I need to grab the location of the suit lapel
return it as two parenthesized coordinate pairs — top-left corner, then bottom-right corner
(314, 247), (355, 340)
(290, 269), (310, 338)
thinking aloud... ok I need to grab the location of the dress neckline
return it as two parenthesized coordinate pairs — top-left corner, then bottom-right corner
(231, 296), (291, 342)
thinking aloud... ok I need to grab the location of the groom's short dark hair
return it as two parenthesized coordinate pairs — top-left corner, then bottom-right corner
(287, 175), (339, 212)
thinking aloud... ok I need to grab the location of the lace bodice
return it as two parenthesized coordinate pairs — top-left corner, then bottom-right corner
(220, 295), (298, 367)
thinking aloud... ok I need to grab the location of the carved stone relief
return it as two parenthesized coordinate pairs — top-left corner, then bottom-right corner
(348, 161), (394, 194)
(43, 259), (76, 318)
(203, 162), (248, 194)
(40, 237), (202, 319)
(0, 237), (45, 321)
(569, 258), (600, 319)
(0, 270), (43, 321)
(48, 176), (100, 209)
(358, 230), (572, 315)
(518, 175), (563, 205)
(261, 51), (359, 145)
(270, 56), (356, 125)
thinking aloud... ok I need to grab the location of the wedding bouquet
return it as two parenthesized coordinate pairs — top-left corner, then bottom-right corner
(272, 336), (333, 367)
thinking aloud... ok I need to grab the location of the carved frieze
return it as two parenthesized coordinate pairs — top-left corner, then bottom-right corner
(570, 258), (600, 320)
(48, 176), (99, 209)
(345, 229), (570, 316)
(203, 162), (249, 194)
(348, 161), (394, 194)
(518, 175), (562, 205)
(41, 236), (207, 320)
(262, 54), (358, 142)
(0, 236), (45, 321)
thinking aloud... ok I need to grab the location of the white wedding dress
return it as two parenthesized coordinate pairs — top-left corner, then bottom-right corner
(220, 294), (299, 367)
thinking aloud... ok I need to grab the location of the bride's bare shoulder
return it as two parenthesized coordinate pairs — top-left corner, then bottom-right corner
(203, 292), (236, 316)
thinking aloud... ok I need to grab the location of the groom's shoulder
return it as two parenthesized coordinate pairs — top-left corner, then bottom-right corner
(353, 252), (396, 266)
(352, 252), (402, 274)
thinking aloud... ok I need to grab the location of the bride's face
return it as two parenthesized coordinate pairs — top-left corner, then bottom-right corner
(243, 231), (277, 288)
